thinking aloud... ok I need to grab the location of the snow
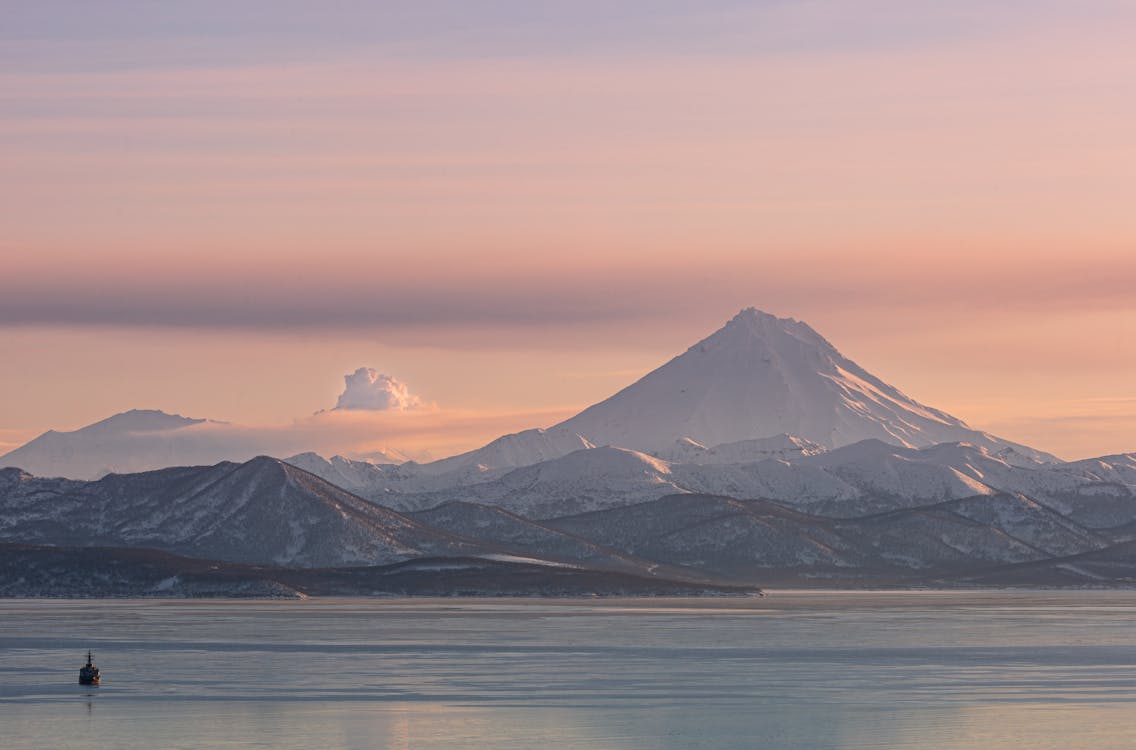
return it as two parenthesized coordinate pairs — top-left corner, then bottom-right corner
(283, 431), (1132, 523)
(657, 434), (827, 464)
(478, 553), (581, 569)
(415, 427), (595, 476)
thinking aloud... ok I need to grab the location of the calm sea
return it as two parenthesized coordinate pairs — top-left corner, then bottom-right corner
(2, 591), (1135, 749)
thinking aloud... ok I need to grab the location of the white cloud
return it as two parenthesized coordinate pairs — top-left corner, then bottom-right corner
(333, 367), (422, 411)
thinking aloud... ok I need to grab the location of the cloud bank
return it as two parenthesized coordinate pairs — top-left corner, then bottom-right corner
(2, 407), (578, 480)
(334, 368), (423, 411)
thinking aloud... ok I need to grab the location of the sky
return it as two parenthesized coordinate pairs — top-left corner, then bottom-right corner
(1, 1), (1134, 460)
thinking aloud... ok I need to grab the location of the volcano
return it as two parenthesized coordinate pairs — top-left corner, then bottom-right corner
(552, 308), (1054, 462)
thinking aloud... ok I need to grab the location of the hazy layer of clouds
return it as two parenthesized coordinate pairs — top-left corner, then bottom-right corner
(178, 407), (575, 462)
(0, 254), (1133, 340)
(0, 406), (579, 479)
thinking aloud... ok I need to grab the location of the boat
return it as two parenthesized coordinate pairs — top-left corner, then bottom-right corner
(79, 651), (101, 686)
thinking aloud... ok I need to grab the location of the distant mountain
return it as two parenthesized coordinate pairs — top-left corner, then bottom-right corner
(0, 409), (226, 480)
(2, 410), (415, 482)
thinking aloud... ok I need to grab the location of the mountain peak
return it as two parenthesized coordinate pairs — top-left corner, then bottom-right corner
(722, 307), (793, 334)
(706, 308), (835, 355)
(83, 409), (206, 434)
(553, 307), (1054, 462)
(0, 408), (219, 480)
(729, 306), (783, 325)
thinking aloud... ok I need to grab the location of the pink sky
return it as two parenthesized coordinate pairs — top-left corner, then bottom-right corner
(2, 2), (1134, 459)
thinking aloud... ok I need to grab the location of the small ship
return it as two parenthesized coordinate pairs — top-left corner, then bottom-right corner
(79, 651), (101, 686)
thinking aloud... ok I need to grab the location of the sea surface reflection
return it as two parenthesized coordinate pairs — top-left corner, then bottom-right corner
(2, 591), (1135, 749)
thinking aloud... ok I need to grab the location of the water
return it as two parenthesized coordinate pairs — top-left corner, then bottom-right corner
(2, 591), (1136, 749)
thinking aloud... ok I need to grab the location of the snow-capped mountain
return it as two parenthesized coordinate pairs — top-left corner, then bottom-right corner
(1, 409), (415, 482)
(0, 409), (219, 480)
(553, 308), (1057, 460)
(292, 438), (1135, 525)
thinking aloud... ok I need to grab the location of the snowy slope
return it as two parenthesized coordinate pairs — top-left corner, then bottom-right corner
(348, 448), (411, 464)
(0, 410), (215, 480)
(284, 452), (403, 495)
(304, 439), (1134, 525)
(682, 442), (1131, 518)
(412, 427), (595, 476)
(657, 434), (827, 464)
(552, 308), (1058, 460)
(284, 451), (517, 498)
(389, 446), (689, 518)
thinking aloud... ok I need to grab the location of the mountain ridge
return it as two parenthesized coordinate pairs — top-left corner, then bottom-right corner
(2, 308), (1062, 480)
(0, 455), (491, 567)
